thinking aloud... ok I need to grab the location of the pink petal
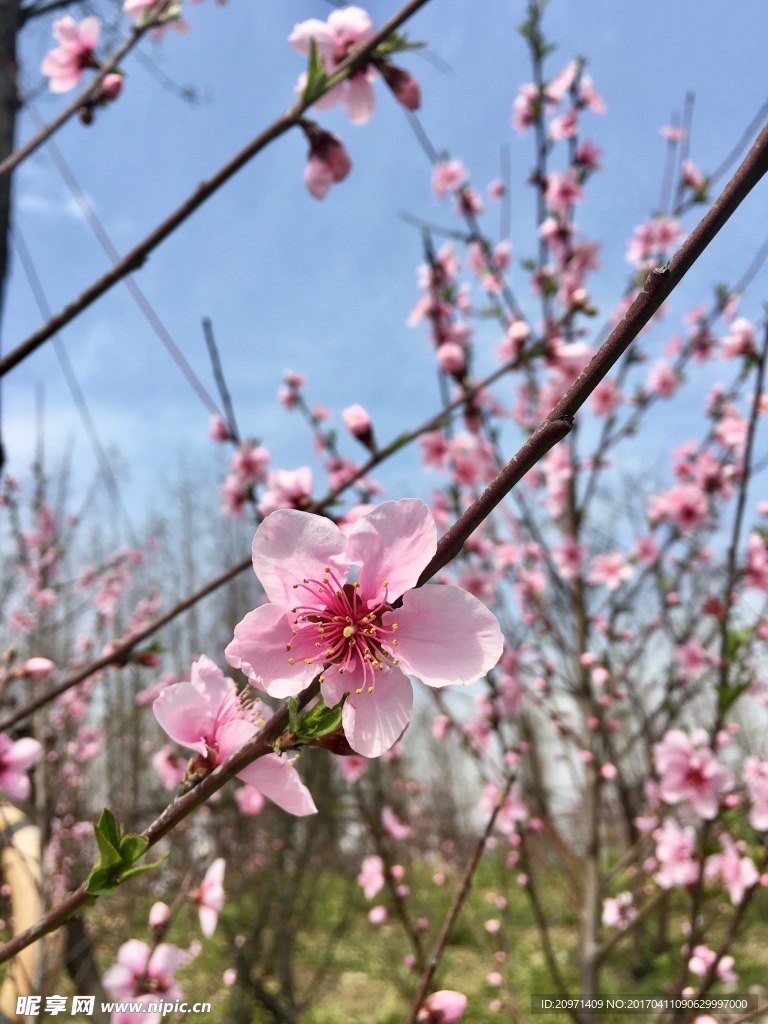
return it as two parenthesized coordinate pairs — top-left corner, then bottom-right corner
(153, 682), (211, 755)
(79, 16), (101, 49)
(150, 943), (186, 978)
(4, 737), (42, 774)
(215, 718), (257, 762)
(341, 73), (376, 125)
(102, 963), (137, 1000)
(237, 753), (317, 816)
(346, 499), (436, 604)
(327, 6), (374, 42)
(342, 667), (412, 757)
(53, 17), (80, 46)
(190, 655), (233, 708)
(199, 905), (218, 939)
(385, 585), (503, 687)
(251, 510), (348, 608)
(225, 603), (315, 698)
(0, 770), (30, 801)
(312, 81), (344, 111)
(287, 18), (334, 58)
(118, 939), (151, 974)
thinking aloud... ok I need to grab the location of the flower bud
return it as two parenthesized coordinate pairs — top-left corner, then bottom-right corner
(379, 62), (421, 110)
(342, 404), (375, 451)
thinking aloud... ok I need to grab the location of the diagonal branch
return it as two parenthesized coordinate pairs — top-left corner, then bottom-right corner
(0, 0), (433, 376)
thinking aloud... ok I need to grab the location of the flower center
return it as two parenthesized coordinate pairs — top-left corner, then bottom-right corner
(286, 567), (399, 694)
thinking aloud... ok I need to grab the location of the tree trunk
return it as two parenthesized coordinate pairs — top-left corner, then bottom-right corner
(0, 0), (22, 474)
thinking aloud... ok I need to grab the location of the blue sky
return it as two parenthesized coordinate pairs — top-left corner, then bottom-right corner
(5, 0), (768, 542)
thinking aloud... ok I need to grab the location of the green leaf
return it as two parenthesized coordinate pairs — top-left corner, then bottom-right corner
(717, 679), (751, 714)
(119, 834), (150, 866)
(93, 825), (122, 870)
(119, 855), (168, 883)
(84, 866), (119, 898)
(97, 808), (120, 849)
(289, 698), (346, 743)
(725, 626), (752, 663)
(302, 39), (330, 106)
(288, 697), (301, 735)
(374, 31), (425, 57)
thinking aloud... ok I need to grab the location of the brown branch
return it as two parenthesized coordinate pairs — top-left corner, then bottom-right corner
(2, 1), (177, 177)
(547, 121), (768, 424)
(406, 775), (514, 1023)
(0, 679), (321, 965)
(0, 0), (433, 376)
(0, 352), (524, 733)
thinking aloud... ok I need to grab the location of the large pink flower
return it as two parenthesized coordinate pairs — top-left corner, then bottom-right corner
(153, 656), (316, 816)
(226, 500), (503, 757)
(653, 729), (732, 820)
(40, 17), (100, 94)
(289, 7), (377, 124)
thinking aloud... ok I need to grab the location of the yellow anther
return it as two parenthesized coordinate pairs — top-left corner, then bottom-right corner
(354, 581), (361, 588)
(319, 675), (325, 683)
(355, 688), (363, 695)
(391, 623), (399, 630)
(343, 625), (354, 638)
(304, 658), (313, 664)
(288, 658), (295, 665)
(392, 639), (398, 647)
(324, 566), (331, 572)
(325, 649), (334, 657)
(368, 686), (374, 693)
(382, 580), (389, 587)
(393, 658), (399, 665)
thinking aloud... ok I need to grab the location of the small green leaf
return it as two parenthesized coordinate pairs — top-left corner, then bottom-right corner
(302, 39), (330, 106)
(289, 698), (346, 743)
(97, 808), (121, 849)
(288, 697), (301, 735)
(93, 825), (122, 869)
(84, 866), (119, 898)
(374, 31), (425, 56)
(119, 834), (150, 866)
(119, 855), (168, 883)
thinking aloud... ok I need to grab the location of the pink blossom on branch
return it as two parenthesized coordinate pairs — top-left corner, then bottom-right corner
(153, 656), (316, 816)
(0, 732), (42, 800)
(289, 6), (377, 124)
(653, 729), (732, 820)
(103, 940), (187, 1024)
(225, 499), (504, 758)
(303, 126), (352, 200)
(41, 17), (101, 94)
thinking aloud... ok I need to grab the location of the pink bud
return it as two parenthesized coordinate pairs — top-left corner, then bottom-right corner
(418, 990), (467, 1024)
(149, 901), (170, 930)
(380, 62), (421, 110)
(19, 657), (56, 679)
(303, 127), (351, 200)
(342, 404), (375, 449)
(209, 414), (231, 442)
(437, 341), (467, 378)
(98, 72), (123, 102)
